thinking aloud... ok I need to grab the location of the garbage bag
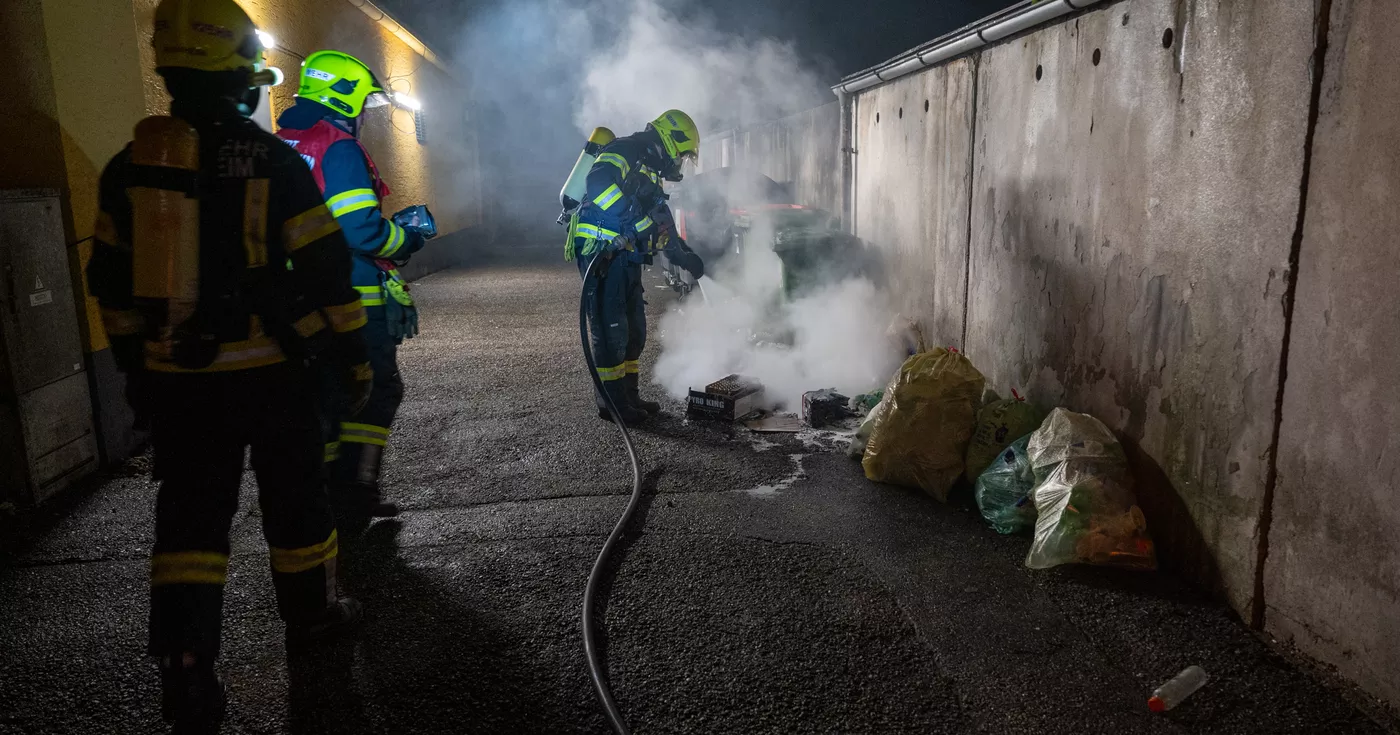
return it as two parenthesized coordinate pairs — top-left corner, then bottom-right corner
(849, 389), (884, 416)
(847, 373), (899, 459)
(975, 435), (1037, 535)
(862, 348), (985, 502)
(965, 391), (1043, 481)
(1025, 408), (1157, 570)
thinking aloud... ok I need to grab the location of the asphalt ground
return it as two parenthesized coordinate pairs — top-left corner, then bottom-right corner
(1, 262), (1394, 734)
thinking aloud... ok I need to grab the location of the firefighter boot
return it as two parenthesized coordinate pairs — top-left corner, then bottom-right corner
(347, 443), (399, 518)
(624, 373), (662, 415)
(286, 597), (364, 652)
(598, 380), (648, 425)
(159, 655), (225, 734)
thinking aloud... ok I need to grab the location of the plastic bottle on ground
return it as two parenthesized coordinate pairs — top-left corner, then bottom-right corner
(1148, 665), (1208, 712)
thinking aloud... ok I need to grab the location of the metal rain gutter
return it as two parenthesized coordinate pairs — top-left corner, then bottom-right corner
(831, 0), (1107, 94)
(345, 0), (453, 75)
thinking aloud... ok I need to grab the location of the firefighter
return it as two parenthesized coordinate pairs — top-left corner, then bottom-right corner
(274, 50), (436, 518)
(566, 110), (705, 424)
(86, 0), (371, 728)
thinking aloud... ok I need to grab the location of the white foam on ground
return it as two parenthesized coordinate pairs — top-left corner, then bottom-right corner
(748, 437), (780, 452)
(739, 453), (807, 497)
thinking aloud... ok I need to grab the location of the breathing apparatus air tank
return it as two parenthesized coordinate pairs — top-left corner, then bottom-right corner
(558, 126), (615, 225)
(130, 115), (211, 368)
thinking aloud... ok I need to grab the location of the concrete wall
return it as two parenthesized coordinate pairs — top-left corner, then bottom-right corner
(1267, 0), (1400, 706)
(826, 0), (1399, 708)
(966, 0), (1314, 613)
(703, 102), (841, 214)
(855, 59), (976, 347)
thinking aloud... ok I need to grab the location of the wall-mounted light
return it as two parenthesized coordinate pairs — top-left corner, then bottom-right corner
(393, 92), (423, 111)
(257, 30), (277, 51)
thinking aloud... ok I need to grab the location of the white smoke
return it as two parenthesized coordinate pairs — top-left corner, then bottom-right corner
(653, 224), (903, 411)
(449, 0), (895, 402)
(571, 0), (831, 136)
(449, 0), (832, 242)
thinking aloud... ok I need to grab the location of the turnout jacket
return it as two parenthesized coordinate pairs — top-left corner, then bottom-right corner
(275, 98), (425, 316)
(88, 97), (368, 375)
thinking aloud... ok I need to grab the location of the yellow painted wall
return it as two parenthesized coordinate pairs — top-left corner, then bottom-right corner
(130, 0), (480, 234)
(1, 0), (67, 194)
(39, 0), (150, 353)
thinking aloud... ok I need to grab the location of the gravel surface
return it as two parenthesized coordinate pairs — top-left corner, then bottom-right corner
(0, 263), (1391, 734)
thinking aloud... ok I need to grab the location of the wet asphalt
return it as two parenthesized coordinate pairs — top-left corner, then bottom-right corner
(0, 260), (1394, 734)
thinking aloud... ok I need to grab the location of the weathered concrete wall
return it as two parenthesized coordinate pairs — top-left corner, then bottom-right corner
(700, 102), (841, 214)
(1267, 0), (1400, 706)
(734, 103), (841, 213)
(854, 58), (976, 347)
(964, 1), (1314, 614)
(835, 0), (1400, 707)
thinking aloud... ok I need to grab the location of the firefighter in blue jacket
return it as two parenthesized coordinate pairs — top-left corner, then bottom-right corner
(567, 110), (705, 424)
(276, 50), (436, 518)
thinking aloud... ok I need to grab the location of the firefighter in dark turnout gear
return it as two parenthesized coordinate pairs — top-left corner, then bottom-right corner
(85, 0), (370, 729)
(566, 110), (704, 424)
(275, 50), (436, 518)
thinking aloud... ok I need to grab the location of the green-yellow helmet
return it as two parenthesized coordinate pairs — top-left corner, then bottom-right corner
(648, 109), (700, 167)
(152, 0), (278, 85)
(297, 50), (389, 118)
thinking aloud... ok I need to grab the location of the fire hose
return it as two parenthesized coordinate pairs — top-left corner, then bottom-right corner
(578, 251), (643, 735)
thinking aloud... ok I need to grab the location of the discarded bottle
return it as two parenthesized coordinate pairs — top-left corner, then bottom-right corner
(1148, 665), (1208, 712)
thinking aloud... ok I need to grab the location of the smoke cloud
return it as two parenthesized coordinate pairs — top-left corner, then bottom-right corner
(447, 0), (895, 407)
(450, 0), (832, 242)
(571, 0), (831, 136)
(653, 222), (904, 411)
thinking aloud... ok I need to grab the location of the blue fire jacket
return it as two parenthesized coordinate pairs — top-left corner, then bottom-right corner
(276, 98), (425, 316)
(568, 130), (676, 264)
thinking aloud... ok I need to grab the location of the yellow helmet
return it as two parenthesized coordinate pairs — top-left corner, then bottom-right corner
(152, 0), (276, 85)
(648, 109), (700, 167)
(297, 50), (389, 118)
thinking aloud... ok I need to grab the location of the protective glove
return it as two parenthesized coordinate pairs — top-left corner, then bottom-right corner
(672, 239), (704, 279)
(392, 205), (438, 239)
(343, 362), (374, 416)
(683, 252), (704, 279)
(605, 232), (635, 254)
(386, 304), (419, 340)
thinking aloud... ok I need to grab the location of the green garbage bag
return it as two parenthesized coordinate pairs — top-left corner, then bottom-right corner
(862, 348), (985, 502)
(974, 435), (1037, 535)
(1025, 408), (1157, 570)
(965, 391), (1043, 481)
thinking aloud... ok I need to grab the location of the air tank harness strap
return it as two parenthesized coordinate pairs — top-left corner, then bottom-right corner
(564, 212), (581, 261)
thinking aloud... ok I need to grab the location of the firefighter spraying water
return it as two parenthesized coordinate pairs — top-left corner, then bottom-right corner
(564, 110), (705, 425)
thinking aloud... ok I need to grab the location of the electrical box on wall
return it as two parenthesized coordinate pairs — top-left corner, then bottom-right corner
(0, 190), (99, 506)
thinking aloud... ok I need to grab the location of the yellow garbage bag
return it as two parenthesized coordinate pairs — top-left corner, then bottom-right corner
(862, 348), (985, 502)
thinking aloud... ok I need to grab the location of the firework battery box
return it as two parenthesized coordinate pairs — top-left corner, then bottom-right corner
(802, 388), (852, 428)
(688, 375), (766, 421)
